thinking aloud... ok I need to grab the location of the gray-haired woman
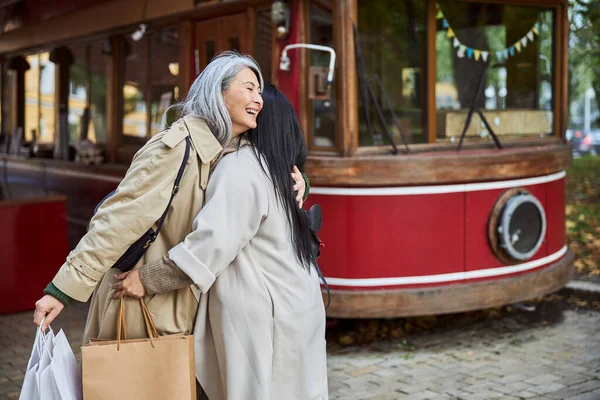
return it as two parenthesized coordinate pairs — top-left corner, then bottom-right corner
(32, 51), (308, 343)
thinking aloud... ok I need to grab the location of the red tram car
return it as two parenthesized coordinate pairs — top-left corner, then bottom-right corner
(0, 0), (573, 316)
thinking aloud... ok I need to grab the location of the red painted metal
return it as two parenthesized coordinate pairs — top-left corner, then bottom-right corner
(545, 178), (567, 255)
(0, 198), (69, 314)
(275, 0), (302, 116)
(304, 192), (465, 287)
(305, 178), (567, 290)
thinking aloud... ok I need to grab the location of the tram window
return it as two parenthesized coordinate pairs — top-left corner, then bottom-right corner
(309, 0), (336, 148)
(121, 36), (149, 140)
(24, 52), (55, 143)
(149, 28), (180, 136)
(356, 0), (427, 147)
(435, 1), (555, 142)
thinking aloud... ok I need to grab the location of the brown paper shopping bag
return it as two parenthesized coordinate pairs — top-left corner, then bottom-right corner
(82, 297), (196, 400)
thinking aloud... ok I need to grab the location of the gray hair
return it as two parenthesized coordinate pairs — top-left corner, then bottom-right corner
(178, 51), (264, 146)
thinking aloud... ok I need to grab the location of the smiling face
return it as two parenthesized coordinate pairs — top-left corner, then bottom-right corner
(223, 67), (263, 137)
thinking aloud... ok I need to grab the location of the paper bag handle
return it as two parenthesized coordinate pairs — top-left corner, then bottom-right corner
(116, 296), (159, 351)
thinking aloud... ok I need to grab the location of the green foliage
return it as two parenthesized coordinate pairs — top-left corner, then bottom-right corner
(566, 155), (600, 277)
(569, 0), (600, 126)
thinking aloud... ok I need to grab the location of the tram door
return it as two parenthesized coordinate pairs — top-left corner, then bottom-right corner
(194, 13), (252, 72)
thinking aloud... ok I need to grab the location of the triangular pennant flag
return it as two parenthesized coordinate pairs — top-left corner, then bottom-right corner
(521, 37), (528, 47)
(482, 51), (489, 62)
(457, 48), (465, 58)
(527, 31), (534, 41)
(496, 50), (503, 61)
(508, 46), (515, 56)
(474, 49), (481, 61)
(515, 42), (522, 52)
(459, 45), (466, 52)
(436, 9), (444, 19)
(453, 37), (460, 48)
(467, 47), (473, 59)
(442, 18), (449, 29)
(532, 25), (539, 35)
(447, 27), (455, 38)
(503, 49), (509, 59)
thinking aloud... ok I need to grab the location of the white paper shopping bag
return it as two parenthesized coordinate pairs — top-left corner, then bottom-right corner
(19, 363), (40, 400)
(19, 321), (82, 400)
(51, 330), (82, 400)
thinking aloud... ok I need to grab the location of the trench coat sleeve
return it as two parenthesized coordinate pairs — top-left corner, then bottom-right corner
(52, 138), (187, 302)
(168, 150), (269, 293)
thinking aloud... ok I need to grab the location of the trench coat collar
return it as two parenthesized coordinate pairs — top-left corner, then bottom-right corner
(182, 115), (223, 164)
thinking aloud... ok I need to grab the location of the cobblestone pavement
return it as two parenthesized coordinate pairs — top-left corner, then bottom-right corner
(1, 291), (599, 400)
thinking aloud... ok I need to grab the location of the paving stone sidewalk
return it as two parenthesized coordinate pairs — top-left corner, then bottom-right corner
(1, 296), (599, 400)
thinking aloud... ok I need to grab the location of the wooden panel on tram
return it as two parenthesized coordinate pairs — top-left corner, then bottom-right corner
(194, 13), (252, 72)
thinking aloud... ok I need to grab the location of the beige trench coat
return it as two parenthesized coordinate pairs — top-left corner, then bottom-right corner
(51, 115), (223, 343)
(169, 147), (328, 400)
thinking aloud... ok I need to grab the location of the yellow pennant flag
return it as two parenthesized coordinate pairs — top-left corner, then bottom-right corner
(532, 26), (539, 35)
(515, 41), (522, 52)
(474, 49), (481, 61)
(436, 10), (443, 19)
(447, 27), (455, 38)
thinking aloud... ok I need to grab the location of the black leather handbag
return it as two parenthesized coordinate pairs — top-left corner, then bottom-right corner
(89, 136), (191, 273)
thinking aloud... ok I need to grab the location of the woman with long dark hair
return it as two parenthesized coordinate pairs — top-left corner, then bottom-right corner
(114, 85), (328, 399)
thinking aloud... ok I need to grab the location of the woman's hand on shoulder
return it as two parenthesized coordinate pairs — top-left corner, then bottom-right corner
(292, 165), (305, 208)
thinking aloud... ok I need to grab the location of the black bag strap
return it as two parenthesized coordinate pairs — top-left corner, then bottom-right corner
(145, 135), (191, 247)
(315, 263), (331, 310)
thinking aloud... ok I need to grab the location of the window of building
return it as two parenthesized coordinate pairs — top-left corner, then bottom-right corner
(120, 26), (179, 141)
(356, 0), (427, 147)
(121, 36), (149, 140)
(435, 1), (554, 142)
(309, 0), (336, 148)
(69, 44), (88, 143)
(24, 52), (55, 143)
(89, 40), (109, 144)
(149, 28), (180, 136)
(1, 63), (17, 136)
(67, 40), (110, 144)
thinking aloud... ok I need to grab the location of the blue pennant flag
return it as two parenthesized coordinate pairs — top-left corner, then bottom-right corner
(467, 48), (474, 59)
(508, 46), (515, 56)
(442, 18), (449, 29)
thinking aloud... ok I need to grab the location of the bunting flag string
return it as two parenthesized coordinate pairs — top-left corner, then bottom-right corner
(436, 2), (541, 63)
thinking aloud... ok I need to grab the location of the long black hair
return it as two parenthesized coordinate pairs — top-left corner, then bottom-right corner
(247, 85), (315, 269)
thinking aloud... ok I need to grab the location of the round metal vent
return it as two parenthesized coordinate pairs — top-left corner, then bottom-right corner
(488, 188), (547, 263)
